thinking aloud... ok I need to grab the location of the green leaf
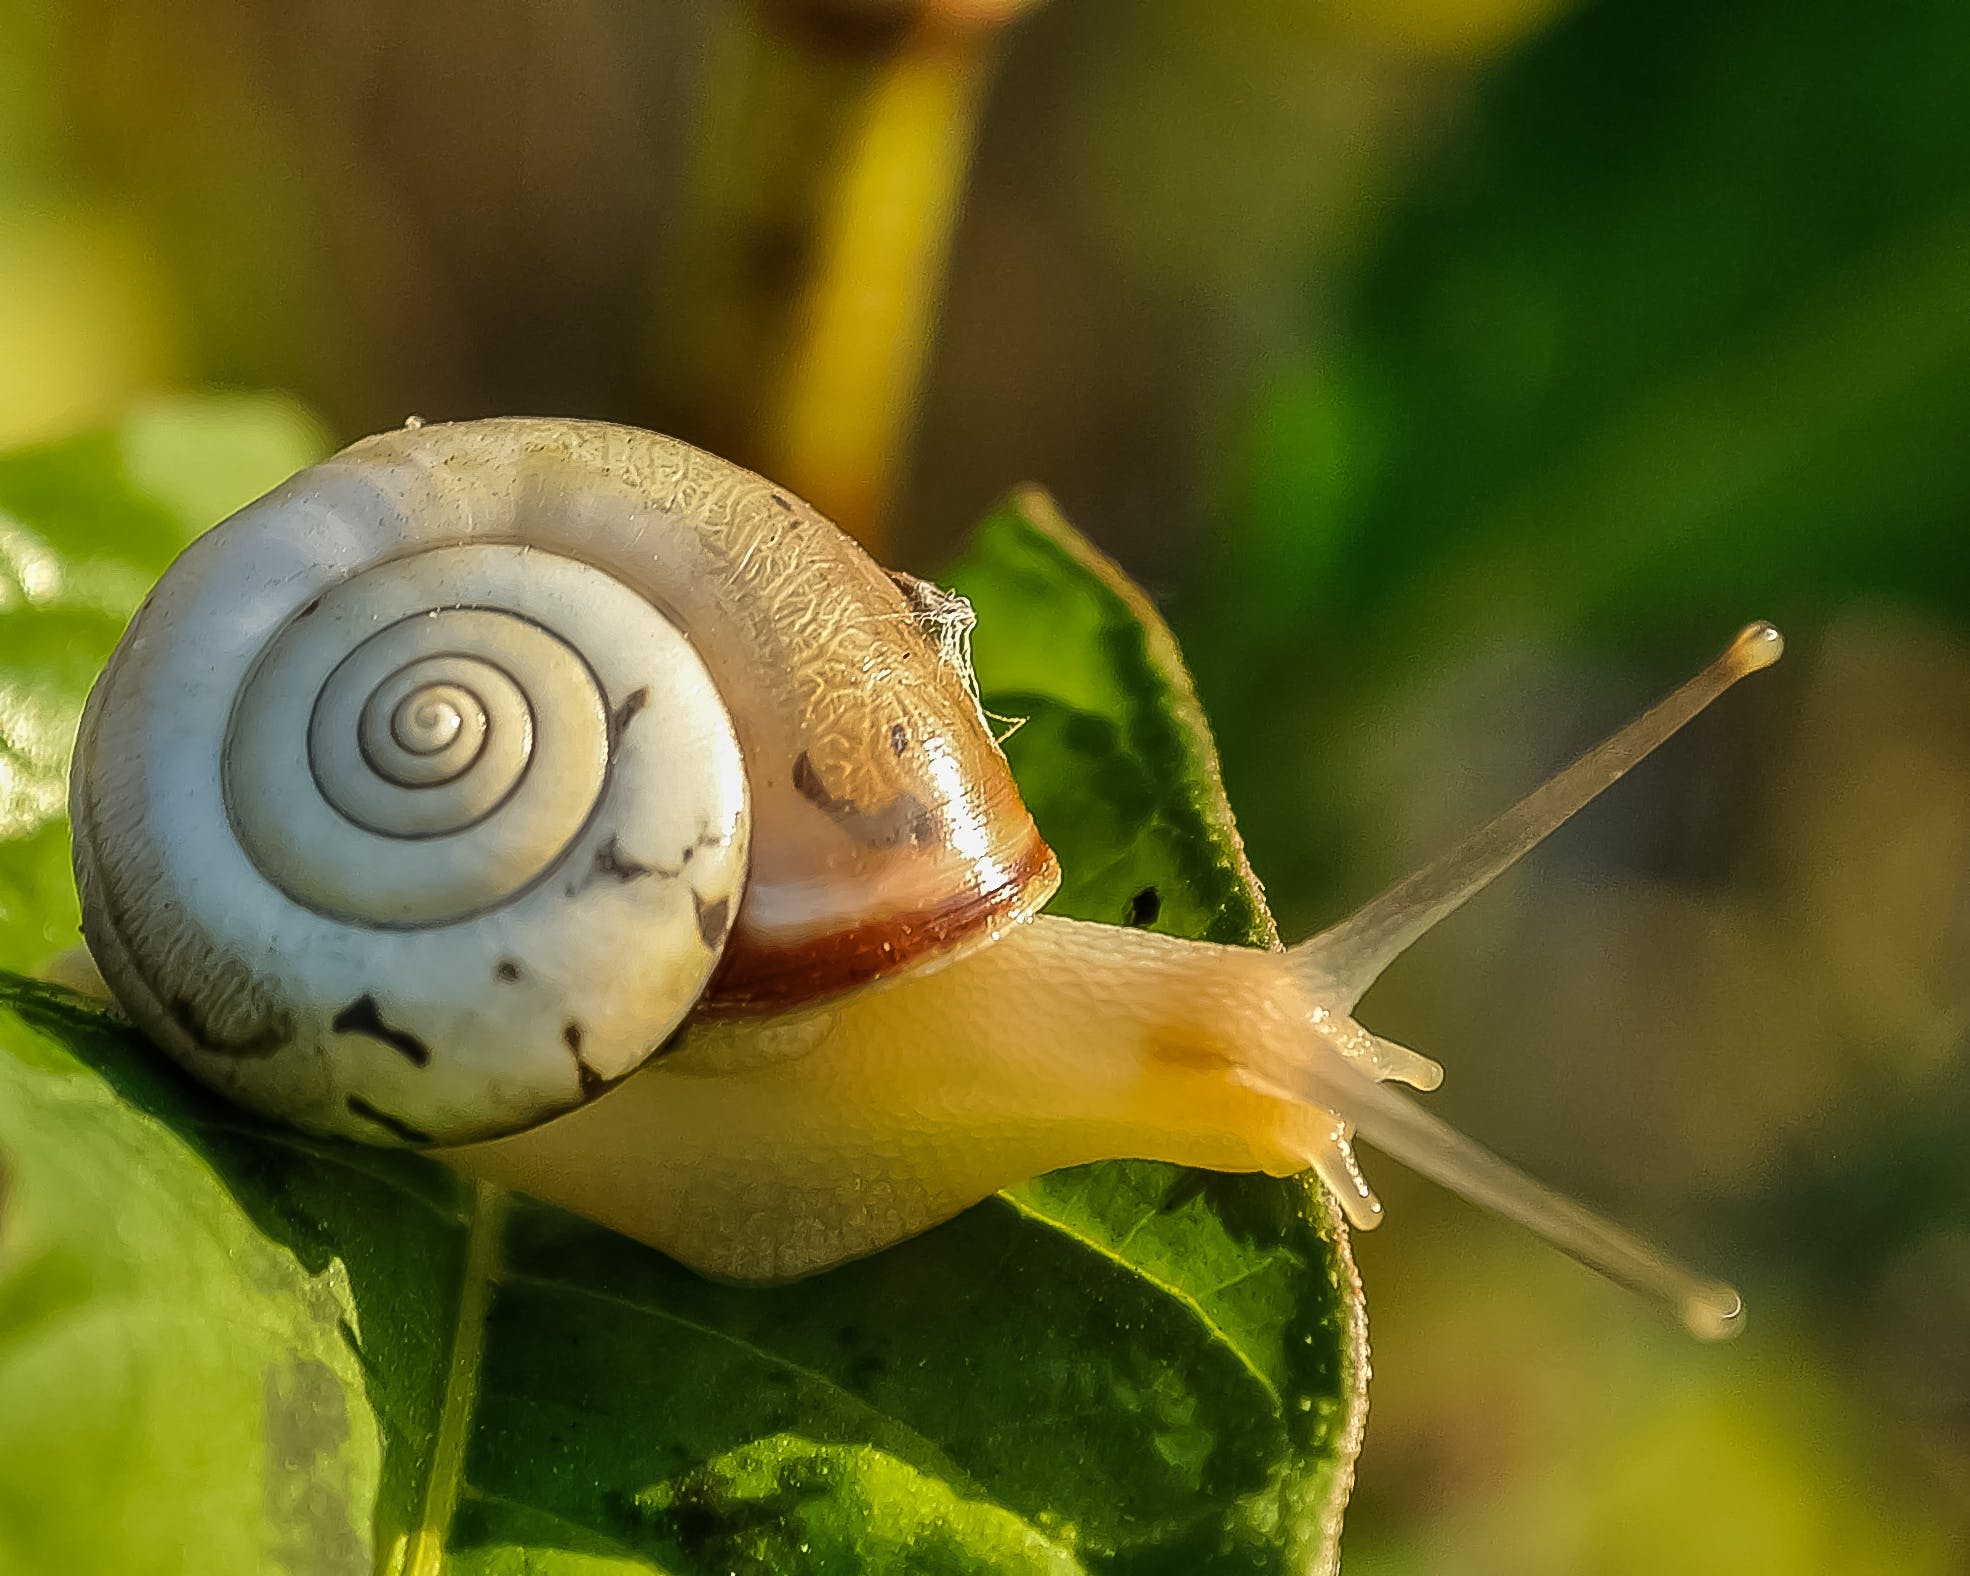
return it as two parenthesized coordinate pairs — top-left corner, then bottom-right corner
(951, 486), (1284, 950)
(0, 428), (1364, 1575)
(0, 393), (329, 969)
(0, 976), (414, 1575)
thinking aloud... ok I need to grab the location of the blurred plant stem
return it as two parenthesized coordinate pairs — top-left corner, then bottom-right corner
(653, 1), (1039, 549)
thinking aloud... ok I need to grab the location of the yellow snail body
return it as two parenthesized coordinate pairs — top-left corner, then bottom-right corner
(70, 418), (1779, 1338)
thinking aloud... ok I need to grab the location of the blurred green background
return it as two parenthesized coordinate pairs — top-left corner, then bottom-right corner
(3, 0), (1967, 1569)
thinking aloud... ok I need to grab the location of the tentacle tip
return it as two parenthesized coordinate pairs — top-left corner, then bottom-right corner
(1305, 1133), (1387, 1231)
(1344, 1196), (1386, 1231)
(1682, 1282), (1745, 1342)
(1726, 621), (1784, 677)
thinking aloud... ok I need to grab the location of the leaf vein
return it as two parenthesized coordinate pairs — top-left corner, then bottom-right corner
(992, 1194), (1282, 1411)
(401, 1180), (507, 1576)
(496, 1269), (968, 1480)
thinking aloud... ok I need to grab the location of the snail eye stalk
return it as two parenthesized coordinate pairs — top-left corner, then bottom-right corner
(1293, 622), (1783, 1009)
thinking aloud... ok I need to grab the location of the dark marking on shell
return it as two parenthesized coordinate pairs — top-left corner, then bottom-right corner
(590, 835), (655, 883)
(580, 826), (731, 894)
(494, 959), (522, 982)
(564, 1021), (598, 1095)
(694, 892), (733, 951)
(889, 722), (908, 757)
(771, 491), (794, 510)
(295, 595), (324, 620)
(169, 993), (291, 1057)
(791, 751), (936, 849)
(1127, 885), (1162, 928)
(611, 686), (650, 739)
(345, 1095), (434, 1145)
(331, 995), (431, 1067)
(561, 1021), (630, 1102)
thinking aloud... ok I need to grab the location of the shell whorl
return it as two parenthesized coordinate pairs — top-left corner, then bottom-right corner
(225, 550), (638, 927)
(74, 479), (751, 1146)
(71, 418), (1057, 1148)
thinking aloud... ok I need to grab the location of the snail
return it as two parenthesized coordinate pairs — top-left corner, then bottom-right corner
(68, 417), (1779, 1338)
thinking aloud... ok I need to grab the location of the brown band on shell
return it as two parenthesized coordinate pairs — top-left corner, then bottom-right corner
(699, 823), (1060, 1014)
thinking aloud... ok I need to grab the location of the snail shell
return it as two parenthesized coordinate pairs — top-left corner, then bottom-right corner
(71, 419), (1057, 1145)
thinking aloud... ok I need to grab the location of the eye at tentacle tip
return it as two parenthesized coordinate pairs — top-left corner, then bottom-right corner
(1362, 1032), (1444, 1091)
(1682, 1282), (1745, 1342)
(1725, 620), (1784, 677)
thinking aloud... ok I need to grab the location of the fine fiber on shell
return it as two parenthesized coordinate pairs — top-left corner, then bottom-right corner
(71, 420), (1055, 1145)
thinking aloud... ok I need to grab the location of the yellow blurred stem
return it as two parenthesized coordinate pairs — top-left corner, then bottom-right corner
(657, 6), (1028, 551)
(762, 28), (998, 545)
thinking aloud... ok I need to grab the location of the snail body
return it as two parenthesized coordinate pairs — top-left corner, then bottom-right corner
(71, 418), (1778, 1337)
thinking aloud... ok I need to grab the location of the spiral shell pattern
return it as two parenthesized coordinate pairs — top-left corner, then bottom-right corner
(74, 533), (749, 1146)
(226, 548), (632, 927)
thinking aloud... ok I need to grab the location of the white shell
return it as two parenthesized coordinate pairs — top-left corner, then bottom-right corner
(71, 443), (750, 1145)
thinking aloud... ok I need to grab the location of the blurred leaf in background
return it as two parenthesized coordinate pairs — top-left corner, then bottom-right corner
(1211, 0), (1970, 689)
